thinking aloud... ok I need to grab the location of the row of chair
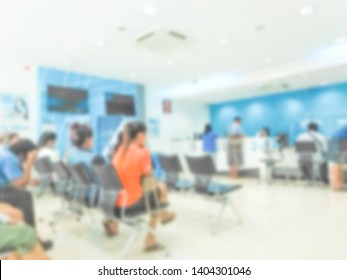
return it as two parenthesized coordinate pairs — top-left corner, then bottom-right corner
(35, 157), (158, 257)
(34, 153), (243, 257)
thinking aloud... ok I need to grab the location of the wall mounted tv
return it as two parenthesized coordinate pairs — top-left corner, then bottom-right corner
(47, 85), (89, 114)
(105, 93), (136, 116)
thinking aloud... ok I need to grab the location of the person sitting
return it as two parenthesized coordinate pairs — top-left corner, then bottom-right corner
(0, 138), (38, 226)
(296, 122), (328, 184)
(0, 139), (38, 191)
(33, 132), (60, 190)
(0, 203), (50, 260)
(67, 124), (98, 206)
(67, 124), (94, 170)
(0, 139), (53, 250)
(112, 121), (175, 252)
(37, 132), (60, 162)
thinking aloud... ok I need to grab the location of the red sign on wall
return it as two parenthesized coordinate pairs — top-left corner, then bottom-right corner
(163, 100), (171, 114)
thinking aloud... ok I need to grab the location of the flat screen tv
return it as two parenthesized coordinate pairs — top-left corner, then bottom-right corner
(47, 85), (89, 114)
(105, 93), (136, 116)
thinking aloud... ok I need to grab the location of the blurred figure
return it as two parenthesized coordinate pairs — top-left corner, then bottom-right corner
(202, 124), (217, 159)
(0, 203), (50, 260)
(67, 124), (94, 169)
(257, 127), (272, 184)
(0, 139), (38, 227)
(67, 124), (98, 206)
(228, 117), (244, 178)
(0, 139), (37, 190)
(258, 127), (272, 151)
(113, 121), (175, 252)
(297, 122), (328, 184)
(38, 132), (59, 162)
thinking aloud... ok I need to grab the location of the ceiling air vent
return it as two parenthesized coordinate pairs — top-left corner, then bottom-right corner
(135, 29), (190, 54)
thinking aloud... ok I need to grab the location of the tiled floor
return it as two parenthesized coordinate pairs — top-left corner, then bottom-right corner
(34, 179), (347, 260)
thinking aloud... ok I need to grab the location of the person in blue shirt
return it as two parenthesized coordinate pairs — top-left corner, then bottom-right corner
(0, 139), (38, 228)
(229, 117), (243, 136)
(0, 139), (37, 190)
(202, 124), (217, 155)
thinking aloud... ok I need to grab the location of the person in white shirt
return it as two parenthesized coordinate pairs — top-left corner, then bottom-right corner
(37, 132), (59, 162)
(296, 122), (329, 184)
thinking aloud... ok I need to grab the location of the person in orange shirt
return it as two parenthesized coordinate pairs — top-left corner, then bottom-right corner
(112, 121), (175, 252)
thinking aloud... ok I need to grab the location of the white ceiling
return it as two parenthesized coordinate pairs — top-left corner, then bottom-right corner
(0, 0), (346, 102)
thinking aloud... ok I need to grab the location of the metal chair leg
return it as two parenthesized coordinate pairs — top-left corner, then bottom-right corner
(229, 196), (242, 225)
(120, 226), (142, 258)
(216, 196), (227, 225)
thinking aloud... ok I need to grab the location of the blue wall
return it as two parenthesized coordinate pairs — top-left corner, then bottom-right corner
(38, 67), (144, 155)
(210, 82), (347, 143)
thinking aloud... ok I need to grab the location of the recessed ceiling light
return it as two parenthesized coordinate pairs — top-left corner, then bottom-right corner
(96, 40), (105, 47)
(263, 56), (273, 64)
(142, 5), (158, 16)
(335, 37), (347, 45)
(300, 5), (314, 16)
(167, 59), (175, 66)
(219, 38), (229, 45)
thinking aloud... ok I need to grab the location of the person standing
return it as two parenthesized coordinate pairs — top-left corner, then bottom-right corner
(202, 124), (217, 159)
(296, 122), (328, 184)
(228, 117), (244, 179)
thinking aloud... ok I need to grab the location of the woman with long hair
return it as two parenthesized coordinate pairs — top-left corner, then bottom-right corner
(112, 121), (175, 252)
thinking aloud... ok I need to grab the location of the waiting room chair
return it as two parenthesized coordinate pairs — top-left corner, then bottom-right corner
(51, 162), (78, 224)
(93, 164), (160, 258)
(69, 163), (97, 220)
(52, 162), (72, 197)
(185, 155), (242, 232)
(34, 157), (54, 196)
(158, 155), (191, 190)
